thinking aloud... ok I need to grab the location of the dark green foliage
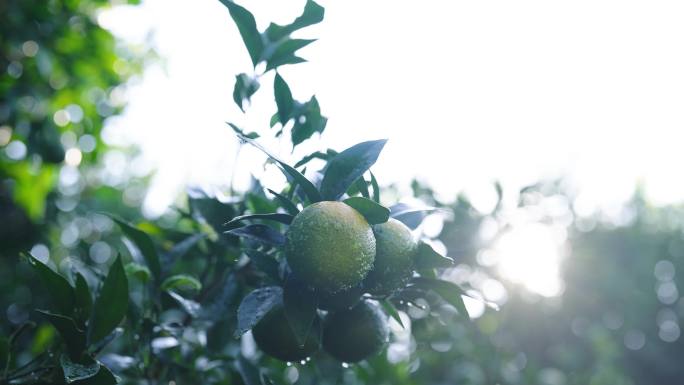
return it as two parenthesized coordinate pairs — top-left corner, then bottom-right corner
(235, 286), (283, 337)
(88, 255), (128, 344)
(320, 140), (388, 201)
(414, 241), (454, 269)
(109, 216), (162, 279)
(343, 197), (390, 225)
(322, 301), (389, 363)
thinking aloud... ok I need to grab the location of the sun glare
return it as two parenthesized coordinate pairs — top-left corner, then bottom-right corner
(494, 223), (565, 297)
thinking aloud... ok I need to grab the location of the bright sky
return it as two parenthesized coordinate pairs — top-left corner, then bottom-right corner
(100, 0), (684, 298)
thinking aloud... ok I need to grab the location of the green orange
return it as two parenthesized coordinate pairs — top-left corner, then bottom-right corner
(285, 201), (376, 293)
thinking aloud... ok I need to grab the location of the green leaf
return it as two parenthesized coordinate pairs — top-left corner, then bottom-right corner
(167, 291), (200, 318)
(225, 212), (294, 226)
(228, 122), (259, 139)
(225, 224), (286, 246)
(266, 189), (299, 216)
(283, 276), (318, 347)
(235, 355), (262, 385)
(353, 176), (370, 199)
(220, 0), (264, 67)
(109, 215), (161, 279)
(235, 286), (283, 338)
(381, 300), (404, 329)
(88, 255), (129, 344)
(389, 203), (439, 230)
(320, 139), (388, 201)
(293, 150), (336, 168)
(26, 253), (75, 316)
(233, 73), (260, 112)
(343, 197), (390, 225)
(414, 241), (454, 269)
(265, 39), (316, 72)
(37, 310), (86, 359)
(124, 263), (151, 283)
(75, 365), (120, 385)
(245, 249), (281, 282)
(161, 274), (202, 292)
(410, 277), (469, 319)
(370, 171), (380, 203)
(265, 0), (325, 41)
(74, 274), (92, 328)
(229, 129), (322, 202)
(61, 354), (100, 383)
(291, 96), (327, 147)
(274, 73), (293, 125)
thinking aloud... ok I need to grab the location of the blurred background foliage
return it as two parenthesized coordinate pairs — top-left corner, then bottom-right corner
(2, 1), (683, 385)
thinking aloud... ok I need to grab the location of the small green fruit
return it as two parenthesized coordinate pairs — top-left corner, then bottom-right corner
(252, 306), (320, 362)
(285, 201), (376, 293)
(364, 218), (418, 296)
(322, 300), (389, 363)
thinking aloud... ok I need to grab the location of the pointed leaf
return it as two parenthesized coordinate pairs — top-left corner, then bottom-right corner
(26, 253), (75, 316)
(283, 276), (317, 347)
(291, 96), (327, 147)
(320, 139), (388, 200)
(233, 73), (260, 112)
(88, 255), (129, 344)
(74, 274), (92, 328)
(381, 300), (404, 329)
(265, 39), (316, 72)
(161, 274), (202, 292)
(220, 0), (264, 66)
(225, 213), (294, 226)
(370, 172), (380, 203)
(343, 197), (390, 225)
(229, 122), (259, 139)
(390, 203), (439, 230)
(414, 241), (454, 269)
(293, 150), (335, 168)
(225, 224), (286, 246)
(61, 354), (100, 383)
(353, 176), (370, 199)
(410, 277), (469, 319)
(109, 215), (161, 279)
(274, 73), (293, 124)
(267, 189), (299, 216)
(37, 310), (86, 359)
(235, 286), (283, 337)
(265, 0), (324, 41)
(229, 128), (322, 202)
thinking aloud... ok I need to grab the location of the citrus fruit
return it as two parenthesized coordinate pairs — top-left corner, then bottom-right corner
(364, 218), (418, 296)
(322, 300), (389, 362)
(318, 284), (364, 312)
(252, 305), (321, 362)
(285, 201), (376, 293)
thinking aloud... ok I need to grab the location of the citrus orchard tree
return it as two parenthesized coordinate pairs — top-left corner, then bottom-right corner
(1, 1), (484, 384)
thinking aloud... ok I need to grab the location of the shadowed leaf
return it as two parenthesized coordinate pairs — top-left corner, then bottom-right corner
(225, 224), (286, 246)
(26, 253), (75, 316)
(88, 255), (129, 344)
(235, 286), (283, 338)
